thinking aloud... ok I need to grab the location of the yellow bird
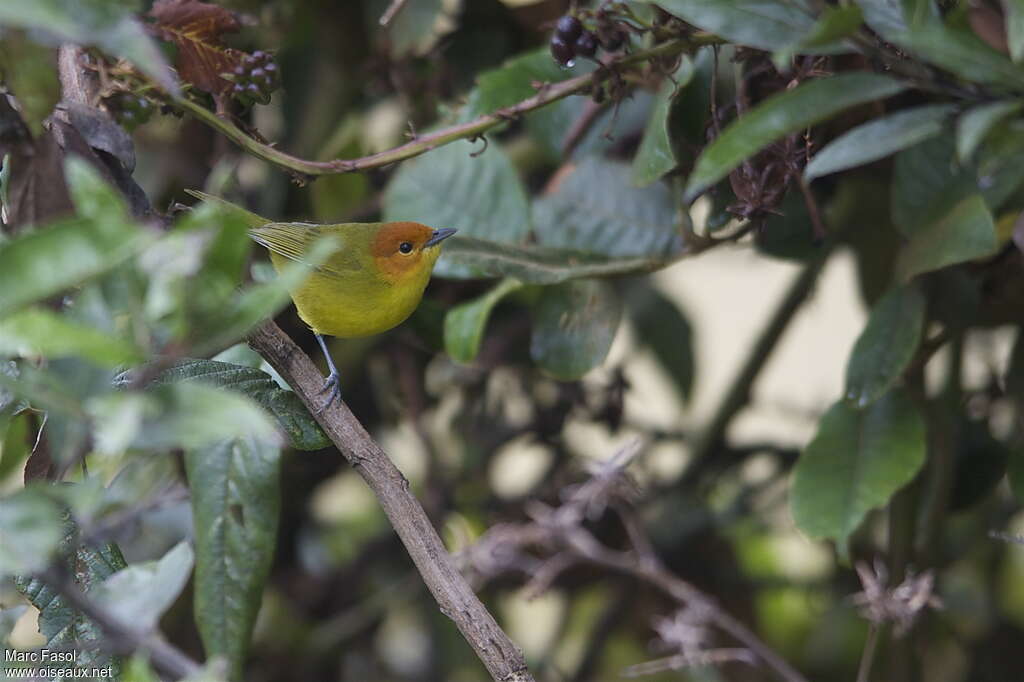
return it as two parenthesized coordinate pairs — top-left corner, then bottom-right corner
(186, 190), (455, 406)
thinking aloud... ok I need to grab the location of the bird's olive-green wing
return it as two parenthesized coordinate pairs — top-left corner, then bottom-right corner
(249, 222), (363, 278)
(184, 189), (270, 230)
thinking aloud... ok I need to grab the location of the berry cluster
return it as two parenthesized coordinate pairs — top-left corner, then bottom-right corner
(230, 51), (281, 105)
(105, 92), (155, 130)
(549, 15), (625, 67)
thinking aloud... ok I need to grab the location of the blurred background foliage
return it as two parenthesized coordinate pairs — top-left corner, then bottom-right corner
(1, 1), (1023, 681)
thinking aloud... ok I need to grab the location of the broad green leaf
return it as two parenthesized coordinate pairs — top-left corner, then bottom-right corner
(891, 136), (1023, 237)
(628, 285), (694, 403)
(897, 194), (998, 280)
(684, 74), (905, 200)
(460, 48), (591, 121)
(1008, 0), (1024, 63)
(844, 282), (926, 408)
(0, 307), (142, 367)
(0, 162), (148, 316)
(530, 279), (623, 380)
(897, 18), (1024, 90)
(140, 358), (329, 451)
(805, 104), (956, 181)
(444, 278), (523, 363)
(15, 526), (127, 677)
(90, 541), (194, 630)
(534, 158), (685, 258)
(383, 141), (531, 277)
(386, 0), (458, 57)
(854, 0), (913, 37)
(956, 100), (1024, 161)
(656, 0), (816, 51)
(0, 486), (63, 575)
(187, 436), (281, 682)
(773, 5), (863, 68)
(858, 0), (1024, 89)
(0, 0), (177, 92)
(439, 236), (672, 283)
(87, 383), (281, 454)
(631, 57), (695, 187)
(791, 389), (926, 546)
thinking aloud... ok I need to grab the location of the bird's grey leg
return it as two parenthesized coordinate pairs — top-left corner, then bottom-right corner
(314, 333), (342, 411)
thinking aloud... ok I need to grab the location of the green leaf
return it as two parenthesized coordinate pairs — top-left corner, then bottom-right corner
(0, 486), (63, 575)
(859, 0), (1024, 89)
(891, 136), (1022, 237)
(0, 307), (143, 367)
(142, 358), (329, 451)
(534, 158), (685, 258)
(772, 5), (863, 68)
(1008, 0), (1024, 63)
(438, 236), (672, 283)
(386, 0), (456, 57)
(530, 279), (623, 380)
(87, 383), (281, 454)
(897, 194), (998, 281)
(191, 235), (337, 356)
(90, 541), (194, 630)
(444, 279), (523, 364)
(628, 285), (695, 403)
(656, 0), (816, 51)
(0, 161), (148, 317)
(187, 436), (281, 682)
(898, 17), (1024, 90)
(631, 57), (695, 187)
(791, 389), (926, 546)
(0, 0), (177, 93)
(844, 282), (926, 408)
(804, 104), (956, 182)
(684, 74), (905, 200)
(460, 47), (591, 121)
(383, 141), (531, 277)
(956, 100), (1024, 162)
(854, 0), (910, 37)
(15, 527), (127, 677)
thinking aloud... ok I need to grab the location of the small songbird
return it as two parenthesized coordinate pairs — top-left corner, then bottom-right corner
(186, 190), (456, 407)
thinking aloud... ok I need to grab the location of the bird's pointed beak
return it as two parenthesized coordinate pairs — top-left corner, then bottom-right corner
(425, 227), (457, 248)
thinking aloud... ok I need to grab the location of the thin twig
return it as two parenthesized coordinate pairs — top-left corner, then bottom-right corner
(379, 0), (410, 26)
(171, 37), (715, 177)
(856, 625), (881, 682)
(247, 321), (535, 682)
(39, 567), (202, 680)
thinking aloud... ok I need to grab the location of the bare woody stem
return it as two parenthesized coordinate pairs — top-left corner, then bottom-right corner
(246, 321), (535, 682)
(173, 37), (712, 178)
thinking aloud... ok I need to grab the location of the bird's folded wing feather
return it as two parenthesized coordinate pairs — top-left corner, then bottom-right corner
(249, 222), (360, 279)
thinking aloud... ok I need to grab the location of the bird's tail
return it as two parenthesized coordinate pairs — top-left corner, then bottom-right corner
(184, 189), (271, 230)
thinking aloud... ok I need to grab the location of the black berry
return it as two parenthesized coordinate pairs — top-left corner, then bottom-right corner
(555, 15), (582, 42)
(550, 36), (575, 66)
(575, 31), (598, 58)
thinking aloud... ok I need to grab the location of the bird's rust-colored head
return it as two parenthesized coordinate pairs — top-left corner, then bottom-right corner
(371, 222), (456, 282)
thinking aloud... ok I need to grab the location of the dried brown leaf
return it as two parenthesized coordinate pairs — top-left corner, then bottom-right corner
(147, 0), (244, 94)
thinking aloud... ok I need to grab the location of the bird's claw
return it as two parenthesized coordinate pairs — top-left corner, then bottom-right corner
(317, 371), (342, 413)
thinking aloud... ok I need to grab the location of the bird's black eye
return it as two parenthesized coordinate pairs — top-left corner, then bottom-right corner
(398, 241), (414, 254)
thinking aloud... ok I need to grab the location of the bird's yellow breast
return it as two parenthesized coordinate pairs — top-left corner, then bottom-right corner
(269, 251), (432, 338)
